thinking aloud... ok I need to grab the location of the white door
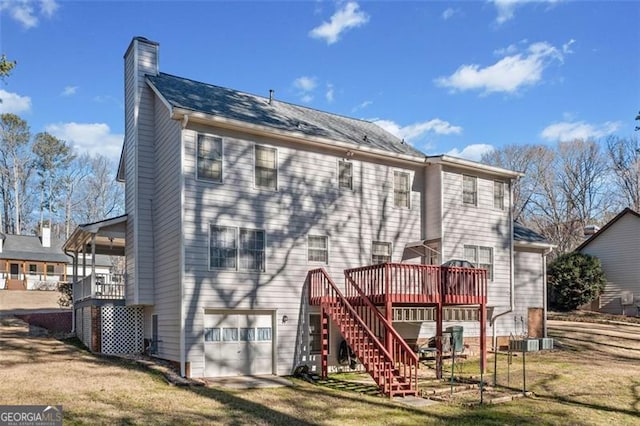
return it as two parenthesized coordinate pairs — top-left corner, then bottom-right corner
(204, 311), (274, 377)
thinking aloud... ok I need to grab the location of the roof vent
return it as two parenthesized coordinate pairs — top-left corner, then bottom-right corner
(583, 224), (600, 237)
(401, 138), (405, 145)
(363, 135), (368, 142)
(269, 89), (274, 105)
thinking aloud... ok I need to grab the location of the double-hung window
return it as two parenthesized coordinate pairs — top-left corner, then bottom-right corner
(308, 235), (328, 264)
(372, 241), (392, 264)
(393, 171), (410, 208)
(463, 175), (477, 206)
(494, 180), (505, 210)
(255, 145), (277, 190)
(197, 134), (223, 183)
(464, 245), (493, 281)
(210, 225), (266, 271)
(338, 160), (353, 190)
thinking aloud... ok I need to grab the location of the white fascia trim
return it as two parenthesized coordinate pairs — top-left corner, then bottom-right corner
(146, 79), (174, 114)
(426, 155), (524, 178)
(514, 241), (557, 250)
(170, 107), (427, 166)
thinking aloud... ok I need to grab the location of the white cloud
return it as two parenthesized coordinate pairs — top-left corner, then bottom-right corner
(0, 0), (59, 29)
(562, 39), (576, 54)
(441, 7), (458, 20)
(540, 120), (621, 142)
(45, 122), (123, 160)
(325, 83), (334, 102)
(447, 144), (495, 161)
(300, 94), (313, 103)
(293, 76), (317, 92)
(352, 100), (372, 112)
(435, 41), (563, 94)
(491, 0), (561, 25)
(493, 43), (519, 56)
(374, 118), (462, 142)
(61, 86), (78, 96)
(0, 89), (32, 114)
(309, 1), (370, 45)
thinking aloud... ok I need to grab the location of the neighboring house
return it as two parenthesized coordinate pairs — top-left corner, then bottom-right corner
(0, 227), (68, 290)
(63, 37), (553, 396)
(576, 208), (640, 316)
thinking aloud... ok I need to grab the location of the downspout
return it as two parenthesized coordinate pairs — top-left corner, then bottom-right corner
(64, 250), (76, 333)
(179, 113), (189, 377)
(491, 177), (517, 351)
(542, 246), (554, 338)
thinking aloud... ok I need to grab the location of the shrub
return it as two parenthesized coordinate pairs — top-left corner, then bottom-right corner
(548, 252), (607, 311)
(58, 282), (73, 308)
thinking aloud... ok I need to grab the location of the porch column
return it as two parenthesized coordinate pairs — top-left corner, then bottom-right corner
(90, 234), (96, 295)
(385, 264), (392, 355)
(435, 302), (443, 379)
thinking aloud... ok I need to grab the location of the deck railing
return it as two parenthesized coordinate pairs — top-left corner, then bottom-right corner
(73, 273), (126, 302)
(344, 263), (486, 304)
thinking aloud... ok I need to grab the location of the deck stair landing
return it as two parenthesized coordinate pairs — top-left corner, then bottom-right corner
(308, 268), (418, 398)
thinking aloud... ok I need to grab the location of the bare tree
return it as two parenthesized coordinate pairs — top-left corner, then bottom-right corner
(0, 113), (33, 234)
(73, 154), (124, 224)
(606, 136), (640, 211)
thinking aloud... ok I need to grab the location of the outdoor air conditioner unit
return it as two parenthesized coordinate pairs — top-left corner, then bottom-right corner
(621, 291), (634, 306)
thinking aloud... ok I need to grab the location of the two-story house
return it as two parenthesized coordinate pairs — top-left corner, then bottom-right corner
(64, 37), (552, 397)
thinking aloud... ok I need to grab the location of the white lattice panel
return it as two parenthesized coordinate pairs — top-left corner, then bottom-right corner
(101, 305), (144, 354)
(82, 307), (92, 348)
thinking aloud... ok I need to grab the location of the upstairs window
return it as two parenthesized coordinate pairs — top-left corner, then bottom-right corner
(338, 160), (353, 190)
(197, 134), (223, 183)
(255, 145), (277, 190)
(494, 181), (505, 210)
(393, 171), (410, 208)
(464, 245), (493, 281)
(239, 229), (266, 272)
(308, 235), (329, 264)
(372, 241), (392, 264)
(463, 175), (477, 206)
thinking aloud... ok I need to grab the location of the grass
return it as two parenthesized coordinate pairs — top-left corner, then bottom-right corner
(0, 315), (639, 425)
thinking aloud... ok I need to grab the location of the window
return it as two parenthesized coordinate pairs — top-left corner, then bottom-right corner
(393, 171), (410, 208)
(46, 265), (54, 275)
(239, 229), (266, 272)
(308, 235), (328, 264)
(372, 241), (392, 264)
(29, 264), (37, 275)
(257, 327), (272, 341)
(464, 245), (493, 280)
(426, 243), (440, 265)
(255, 145), (277, 190)
(197, 134), (223, 182)
(204, 327), (221, 342)
(239, 328), (256, 341)
(210, 226), (266, 271)
(210, 226), (237, 270)
(494, 181), (505, 210)
(223, 328), (239, 341)
(338, 160), (353, 190)
(309, 314), (325, 354)
(463, 175), (477, 206)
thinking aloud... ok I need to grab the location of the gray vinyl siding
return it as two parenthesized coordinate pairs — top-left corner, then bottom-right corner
(180, 125), (423, 377)
(149, 97), (182, 361)
(441, 167), (511, 309)
(579, 213), (640, 315)
(124, 39), (157, 305)
(425, 164), (441, 241)
(514, 248), (544, 316)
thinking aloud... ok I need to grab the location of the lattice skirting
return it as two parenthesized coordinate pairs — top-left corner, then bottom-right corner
(100, 305), (144, 355)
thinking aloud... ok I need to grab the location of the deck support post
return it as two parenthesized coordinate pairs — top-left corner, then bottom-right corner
(436, 302), (443, 379)
(321, 305), (329, 380)
(479, 302), (487, 374)
(385, 264), (393, 356)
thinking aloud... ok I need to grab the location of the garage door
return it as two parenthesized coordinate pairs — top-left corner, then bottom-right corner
(204, 311), (274, 377)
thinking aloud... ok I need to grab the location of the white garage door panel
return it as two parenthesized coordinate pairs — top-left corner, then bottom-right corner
(204, 312), (273, 377)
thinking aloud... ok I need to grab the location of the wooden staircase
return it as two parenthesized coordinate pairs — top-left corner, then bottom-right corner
(308, 268), (418, 398)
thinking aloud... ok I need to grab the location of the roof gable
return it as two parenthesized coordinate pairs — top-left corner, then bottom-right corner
(0, 234), (69, 263)
(575, 208), (640, 251)
(146, 72), (425, 159)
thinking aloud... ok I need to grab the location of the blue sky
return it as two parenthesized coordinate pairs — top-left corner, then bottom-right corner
(1, 0), (638, 162)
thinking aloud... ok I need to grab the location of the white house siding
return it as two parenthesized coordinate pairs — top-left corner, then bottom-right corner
(424, 164), (441, 242)
(179, 124), (424, 378)
(514, 248), (544, 330)
(123, 38), (158, 305)
(147, 97), (183, 362)
(579, 212), (640, 315)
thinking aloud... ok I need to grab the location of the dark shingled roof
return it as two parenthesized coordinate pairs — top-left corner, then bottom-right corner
(513, 222), (549, 244)
(147, 72), (425, 158)
(0, 235), (69, 263)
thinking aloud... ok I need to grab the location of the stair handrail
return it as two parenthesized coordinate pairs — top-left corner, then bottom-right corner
(344, 269), (419, 364)
(307, 268), (399, 365)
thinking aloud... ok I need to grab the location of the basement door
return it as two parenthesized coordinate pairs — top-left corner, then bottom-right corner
(204, 311), (274, 377)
